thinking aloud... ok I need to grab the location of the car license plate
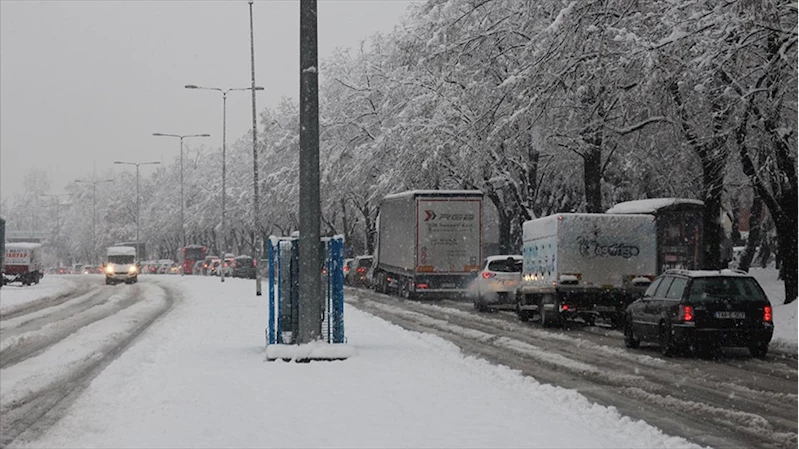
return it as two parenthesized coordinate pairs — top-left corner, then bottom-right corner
(714, 311), (745, 319)
(595, 306), (615, 312)
(501, 280), (517, 287)
(441, 283), (455, 288)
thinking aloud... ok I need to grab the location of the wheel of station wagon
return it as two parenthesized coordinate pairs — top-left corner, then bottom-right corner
(659, 321), (676, 357)
(623, 317), (640, 349)
(748, 342), (768, 359)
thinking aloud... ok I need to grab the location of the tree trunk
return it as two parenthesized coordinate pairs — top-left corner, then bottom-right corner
(737, 194), (762, 273)
(701, 170), (724, 270)
(775, 212), (797, 304)
(583, 145), (603, 213)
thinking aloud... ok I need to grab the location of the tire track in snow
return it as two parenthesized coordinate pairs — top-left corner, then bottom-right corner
(0, 281), (178, 448)
(0, 286), (142, 369)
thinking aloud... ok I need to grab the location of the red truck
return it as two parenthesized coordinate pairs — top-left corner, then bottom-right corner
(3, 242), (44, 286)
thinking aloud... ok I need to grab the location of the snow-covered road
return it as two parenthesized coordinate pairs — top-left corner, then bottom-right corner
(0, 273), (794, 448)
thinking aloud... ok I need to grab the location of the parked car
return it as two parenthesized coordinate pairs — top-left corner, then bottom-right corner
(231, 255), (256, 279)
(168, 263), (181, 274)
(347, 256), (373, 287)
(623, 269), (774, 358)
(471, 255), (523, 312)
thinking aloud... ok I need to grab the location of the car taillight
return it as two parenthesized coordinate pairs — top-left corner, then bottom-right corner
(253, 260), (257, 267)
(482, 271), (496, 279)
(680, 305), (694, 322)
(763, 306), (772, 322)
(416, 283), (428, 289)
(357, 267), (366, 274)
(343, 266), (349, 272)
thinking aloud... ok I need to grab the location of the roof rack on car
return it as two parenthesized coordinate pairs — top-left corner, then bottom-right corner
(663, 268), (691, 276)
(722, 268), (749, 275)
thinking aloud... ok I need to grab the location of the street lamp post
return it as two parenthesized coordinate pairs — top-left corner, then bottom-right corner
(114, 161), (160, 246)
(75, 179), (114, 264)
(152, 133), (210, 248)
(41, 193), (70, 265)
(185, 83), (264, 283)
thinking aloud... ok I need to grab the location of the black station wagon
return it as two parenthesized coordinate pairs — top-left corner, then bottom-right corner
(623, 269), (774, 358)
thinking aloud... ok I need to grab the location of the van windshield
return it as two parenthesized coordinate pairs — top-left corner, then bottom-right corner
(108, 255), (135, 264)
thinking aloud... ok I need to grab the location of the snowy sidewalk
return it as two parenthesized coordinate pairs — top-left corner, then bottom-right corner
(18, 276), (699, 448)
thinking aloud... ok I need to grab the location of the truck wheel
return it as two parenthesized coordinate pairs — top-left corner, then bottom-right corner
(623, 317), (640, 349)
(540, 295), (564, 328)
(520, 310), (533, 321)
(106, 278), (112, 285)
(539, 297), (552, 327)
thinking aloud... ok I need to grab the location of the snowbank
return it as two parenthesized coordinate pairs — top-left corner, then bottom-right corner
(748, 267), (797, 350)
(0, 275), (77, 314)
(21, 276), (700, 449)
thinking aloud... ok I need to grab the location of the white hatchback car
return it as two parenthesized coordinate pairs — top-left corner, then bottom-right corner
(472, 255), (523, 312)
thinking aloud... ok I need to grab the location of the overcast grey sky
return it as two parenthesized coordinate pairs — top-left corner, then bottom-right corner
(0, 0), (416, 201)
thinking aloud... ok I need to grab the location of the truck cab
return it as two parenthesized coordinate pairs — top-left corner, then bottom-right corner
(105, 246), (138, 285)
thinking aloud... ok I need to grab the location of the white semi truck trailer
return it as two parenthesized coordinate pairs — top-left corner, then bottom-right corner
(371, 190), (484, 299)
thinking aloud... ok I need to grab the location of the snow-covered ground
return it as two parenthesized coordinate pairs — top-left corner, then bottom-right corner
(0, 275), (78, 314)
(748, 267), (797, 350)
(12, 276), (698, 449)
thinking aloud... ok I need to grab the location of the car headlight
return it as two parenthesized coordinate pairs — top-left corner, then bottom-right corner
(129, 265), (138, 274)
(106, 265), (114, 274)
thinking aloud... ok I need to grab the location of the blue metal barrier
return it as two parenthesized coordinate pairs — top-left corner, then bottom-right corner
(266, 236), (345, 345)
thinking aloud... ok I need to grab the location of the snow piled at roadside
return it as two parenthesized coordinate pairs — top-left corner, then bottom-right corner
(0, 275), (77, 314)
(748, 267), (798, 350)
(19, 276), (701, 449)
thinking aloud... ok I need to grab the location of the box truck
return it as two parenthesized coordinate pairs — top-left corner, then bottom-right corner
(371, 190), (483, 299)
(3, 242), (44, 286)
(517, 213), (657, 327)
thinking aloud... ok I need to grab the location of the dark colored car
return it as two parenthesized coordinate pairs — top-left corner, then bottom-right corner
(232, 256), (256, 279)
(624, 269), (773, 358)
(347, 256), (373, 287)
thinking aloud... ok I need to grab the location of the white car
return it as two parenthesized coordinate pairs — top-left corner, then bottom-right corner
(472, 255), (523, 312)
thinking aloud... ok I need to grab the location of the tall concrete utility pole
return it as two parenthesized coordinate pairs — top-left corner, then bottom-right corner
(249, 0), (263, 297)
(298, 0), (321, 343)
